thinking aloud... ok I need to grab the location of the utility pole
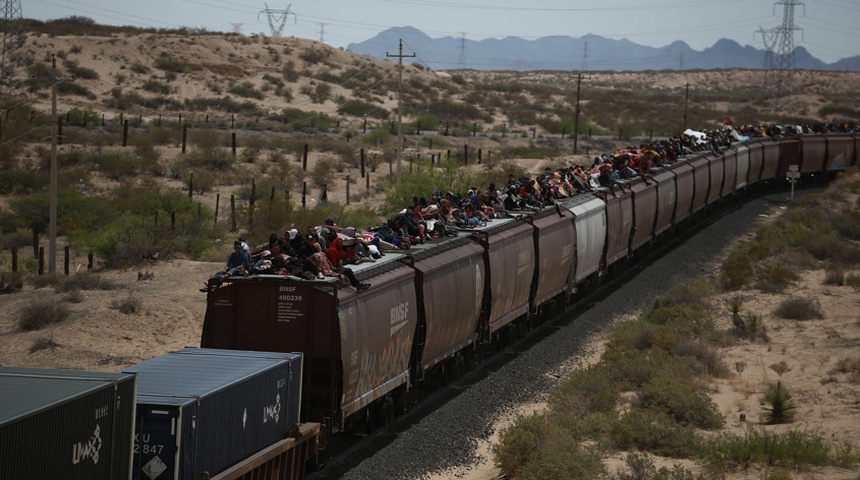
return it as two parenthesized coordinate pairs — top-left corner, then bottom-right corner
(458, 32), (467, 69)
(318, 22), (326, 43)
(573, 73), (584, 154)
(386, 39), (415, 183)
(581, 41), (588, 71)
(49, 55), (72, 274)
(683, 83), (689, 131)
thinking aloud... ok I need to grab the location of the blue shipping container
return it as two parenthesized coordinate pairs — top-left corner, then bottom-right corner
(122, 348), (303, 480)
(0, 367), (137, 480)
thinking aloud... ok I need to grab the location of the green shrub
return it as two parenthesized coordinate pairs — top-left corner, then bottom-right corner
(773, 297), (824, 320)
(228, 82), (264, 100)
(154, 57), (188, 73)
(549, 364), (620, 416)
(720, 251), (754, 290)
(18, 300), (71, 331)
(761, 380), (797, 424)
(29, 336), (61, 354)
(609, 409), (701, 458)
(700, 427), (834, 470)
(66, 106), (101, 126)
(142, 79), (172, 94)
(638, 375), (725, 429)
(755, 261), (800, 293)
(55, 272), (119, 293)
(65, 63), (99, 79)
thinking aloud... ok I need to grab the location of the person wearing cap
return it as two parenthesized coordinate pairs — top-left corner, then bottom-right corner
(287, 228), (304, 251)
(324, 215), (338, 227)
(202, 241), (251, 291)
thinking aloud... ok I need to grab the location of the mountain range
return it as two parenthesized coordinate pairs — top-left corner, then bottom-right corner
(347, 26), (860, 72)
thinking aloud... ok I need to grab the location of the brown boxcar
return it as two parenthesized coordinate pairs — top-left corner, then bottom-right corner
(671, 162), (695, 224)
(705, 152), (725, 205)
(689, 155), (711, 214)
(603, 192), (633, 268)
(824, 134), (855, 172)
(747, 141), (764, 185)
(761, 138), (782, 181)
(735, 144), (752, 189)
(778, 137), (802, 177)
(201, 260), (418, 432)
(798, 135), (827, 174)
(651, 168), (676, 237)
(468, 218), (536, 338)
(629, 179), (658, 251)
(721, 148), (738, 198)
(410, 238), (485, 379)
(528, 205), (576, 309)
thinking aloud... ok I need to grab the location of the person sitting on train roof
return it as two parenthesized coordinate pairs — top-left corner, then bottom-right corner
(202, 240), (251, 291)
(319, 235), (370, 291)
(324, 215), (338, 227)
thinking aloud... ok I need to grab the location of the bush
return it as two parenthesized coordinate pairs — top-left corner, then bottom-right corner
(755, 261), (799, 293)
(700, 427), (834, 470)
(773, 297), (824, 320)
(18, 300), (72, 331)
(823, 267), (844, 286)
(110, 294), (141, 314)
(761, 380), (797, 424)
(29, 336), (61, 353)
(847, 273), (860, 291)
(609, 409), (701, 458)
(55, 272), (119, 292)
(638, 375), (725, 429)
(66, 107), (101, 127)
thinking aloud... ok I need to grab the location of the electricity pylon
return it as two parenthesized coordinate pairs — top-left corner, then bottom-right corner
(258, 3), (295, 37)
(1, 0), (24, 95)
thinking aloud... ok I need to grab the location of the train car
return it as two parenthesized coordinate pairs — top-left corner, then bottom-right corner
(628, 178), (658, 253)
(603, 190), (634, 272)
(721, 148), (738, 198)
(527, 205), (576, 316)
(824, 134), (856, 172)
(689, 154), (711, 215)
(704, 152), (725, 206)
(760, 138), (782, 182)
(201, 258), (417, 433)
(798, 134), (828, 175)
(0, 367), (137, 480)
(734, 144), (751, 192)
(777, 136), (802, 178)
(651, 167), (677, 239)
(671, 162), (695, 226)
(564, 195), (607, 296)
(467, 218), (535, 342)
(123, 348), (302, 480)
(746, 141), (764, 187)
(410, 237), (485, 381)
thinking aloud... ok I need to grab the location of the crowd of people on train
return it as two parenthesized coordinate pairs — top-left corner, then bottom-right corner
(204, 121), (859, 291)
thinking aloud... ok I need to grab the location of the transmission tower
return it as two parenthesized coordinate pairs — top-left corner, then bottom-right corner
(772, 0), (804, 98)
(581, 41), (588, 71)
(231, 23), (244, 34)
(1, 0), (24, 95)
(258, 3), (295, 37)
(458, 32), (466, 69)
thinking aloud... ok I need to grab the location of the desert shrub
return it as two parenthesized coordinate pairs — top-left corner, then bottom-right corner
(130, 61), (149, 74)
(29, 336), (61, 353)
(18, 300), (71, 331)
(142, 79), (172, 94)
(154, 56), (188, 73)
(732, 313), (769, 342)
(228, 82), (264, 100)
(30, 273), (61, 289)
(846, 273), (860, 291)
(0, 271), (24, 293)
(831, 357), (860, 375)
(823, 267), (844, 286)
(65, 63), (99, 79)
(773, 297), (824, 320)
(111, 294), (141, 314)
(549, 364), (620, 416)
(761, 380), (797, 424)
(609, 408), (701, 458)
(298, 48), (329, 64)
(700, 428), (834, 470)
(721, 251), (754, 291)
(85, 151), (143, 179)
(66, 106), (101, 126)
(0, 169), (48, 195)
(638, 375), (725, 429)
(361, 126), (391, 146)
(493, 413), (550, 477)
(755, 261), (799, 293)
(58, 81), (96, 99)
(338, 100), (389, 119)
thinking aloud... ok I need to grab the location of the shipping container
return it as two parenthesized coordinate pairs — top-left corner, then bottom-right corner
(0, 367), (136, 480)
(122, 349), (302, 480)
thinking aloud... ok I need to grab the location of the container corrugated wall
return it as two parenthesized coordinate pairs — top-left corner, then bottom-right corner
(0, 367), (136, 480)
(123, 348), (302, 480)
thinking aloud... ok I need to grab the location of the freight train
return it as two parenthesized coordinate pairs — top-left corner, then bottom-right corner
(201, 132), (857, 438)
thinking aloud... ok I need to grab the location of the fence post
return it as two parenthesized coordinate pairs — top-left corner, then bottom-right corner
(122, 119), (129, 146)
(11, 246), (17, 273)
(64, 246), (69, 275)
(302, 182), (307, 208)
(249, 178), (256, 229)
(360, 149), (365, 178)
(346, 175), (350, 205)
(232, 133), (237, 156)
(171, 211), (176, 233)
(188, 173), (193, 199)
(214, 193), (220, 229)
(230, 195), (237, 232)
(182, 124), (188, 153)
(38, 247), (44, 275)
(87, 252), (93, 270)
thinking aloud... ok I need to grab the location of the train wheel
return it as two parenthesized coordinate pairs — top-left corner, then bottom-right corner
(380, 397), (395, 427)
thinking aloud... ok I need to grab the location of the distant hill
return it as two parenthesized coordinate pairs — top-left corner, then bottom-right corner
(347, 26), (860, 72)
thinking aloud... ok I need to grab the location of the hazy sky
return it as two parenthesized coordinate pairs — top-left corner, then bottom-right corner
(25, 0), (860, 64)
